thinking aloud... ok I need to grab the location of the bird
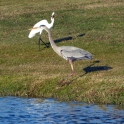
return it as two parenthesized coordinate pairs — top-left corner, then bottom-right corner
(28, 12), (55, 51)
(29, 25), (93, 76)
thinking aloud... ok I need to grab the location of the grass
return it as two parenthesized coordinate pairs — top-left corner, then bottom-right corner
(0, 0), (124, 106)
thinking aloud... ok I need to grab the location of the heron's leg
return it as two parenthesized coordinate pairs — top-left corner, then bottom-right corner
(57, 60), (74, 86)
(69, 59), (74, 76)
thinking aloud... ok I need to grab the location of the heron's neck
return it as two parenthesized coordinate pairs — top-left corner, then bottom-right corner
(44, 27), (57, 49)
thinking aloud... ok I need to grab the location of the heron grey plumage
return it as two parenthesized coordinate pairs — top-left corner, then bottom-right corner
(29, 25), (93, 75)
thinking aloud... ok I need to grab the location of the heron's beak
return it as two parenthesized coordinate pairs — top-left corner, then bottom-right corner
(28, 27), (38, 30)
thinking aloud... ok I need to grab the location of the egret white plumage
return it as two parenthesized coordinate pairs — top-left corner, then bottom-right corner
(28, 12), (55, 50)
(29, 25), (93, 76)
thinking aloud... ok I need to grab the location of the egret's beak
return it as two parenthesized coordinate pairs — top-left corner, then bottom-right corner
(28, 27), (38, 30)
(52, 14), (56, 18)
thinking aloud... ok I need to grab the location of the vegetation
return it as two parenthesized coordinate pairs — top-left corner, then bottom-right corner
(0, 0), (124, 106)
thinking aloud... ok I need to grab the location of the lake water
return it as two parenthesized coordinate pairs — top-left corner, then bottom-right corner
(0, 96), (124, 124)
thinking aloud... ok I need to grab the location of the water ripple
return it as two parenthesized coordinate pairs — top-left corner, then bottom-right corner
(0, 97), (124, 124)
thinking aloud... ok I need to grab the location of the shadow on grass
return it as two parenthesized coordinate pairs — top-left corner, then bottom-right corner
(54, 36), (73, 43)
(54, 33), (85, 43)
(81, 60), (113, 76)
(42, 33), (85, 47)
(58, 60), (112, 87)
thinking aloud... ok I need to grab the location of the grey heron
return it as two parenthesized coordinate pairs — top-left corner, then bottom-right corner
(28, 12), (55, 51)
(29, 25), (93, 76)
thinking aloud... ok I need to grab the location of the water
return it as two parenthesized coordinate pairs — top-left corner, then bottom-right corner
(0, 97), (124, 124)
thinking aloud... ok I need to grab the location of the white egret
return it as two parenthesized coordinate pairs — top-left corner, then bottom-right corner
(28, 12), (55, 50)
(29, 25), (93, 76)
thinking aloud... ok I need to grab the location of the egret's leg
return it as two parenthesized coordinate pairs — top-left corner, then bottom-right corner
(38, 36), (49, 51)
(39, 36), (48, 48)
(38, 36), (41, 51)
(40, 38), (49, 48)
(69, 59), (74, 76)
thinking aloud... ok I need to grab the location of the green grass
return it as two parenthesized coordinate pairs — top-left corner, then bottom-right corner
(0, 0), (124, 106)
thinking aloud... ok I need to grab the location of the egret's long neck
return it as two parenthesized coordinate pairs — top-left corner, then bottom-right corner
(50, 17), (54, 28)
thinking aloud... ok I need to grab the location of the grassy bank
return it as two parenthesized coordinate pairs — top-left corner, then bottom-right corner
(0, 0), (124, 105)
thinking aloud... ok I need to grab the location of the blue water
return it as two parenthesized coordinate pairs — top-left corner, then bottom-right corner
(0, 97), (124, 124)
